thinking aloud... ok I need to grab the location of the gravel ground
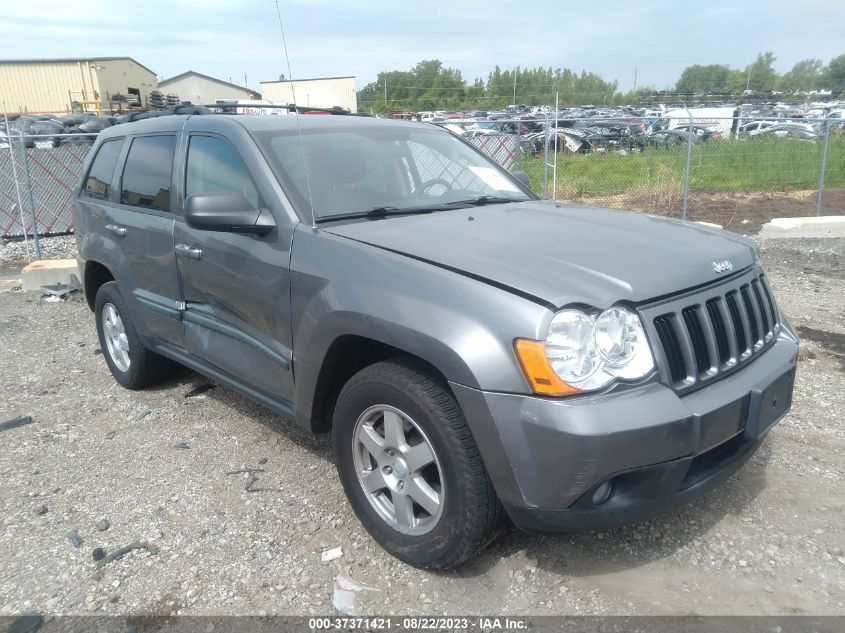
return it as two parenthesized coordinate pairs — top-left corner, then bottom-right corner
(0, 236), (843, 617)
(0, 235), (77, 267)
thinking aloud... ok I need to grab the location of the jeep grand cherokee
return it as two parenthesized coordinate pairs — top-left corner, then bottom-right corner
(74, 112), (798, 568)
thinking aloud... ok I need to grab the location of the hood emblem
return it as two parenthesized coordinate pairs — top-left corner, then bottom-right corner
(712, 260), (734, 274)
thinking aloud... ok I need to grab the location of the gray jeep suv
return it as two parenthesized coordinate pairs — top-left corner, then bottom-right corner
(75, 111), (798, 569)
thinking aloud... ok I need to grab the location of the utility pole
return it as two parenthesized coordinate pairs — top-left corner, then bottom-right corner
(384, 78), (387, 105)
(633, 65), (638, 93)
(745, 68), (751, 92)
(513, 68), (517, 105)
(244, 73), (248, 89)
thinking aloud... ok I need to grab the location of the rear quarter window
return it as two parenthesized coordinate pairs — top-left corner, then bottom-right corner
(82, 139), (124, 200)
(120, 135), (177, 212)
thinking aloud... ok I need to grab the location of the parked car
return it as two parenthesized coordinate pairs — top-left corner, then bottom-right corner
(75, 113), (798, 569)
(751, 124), (820, 141)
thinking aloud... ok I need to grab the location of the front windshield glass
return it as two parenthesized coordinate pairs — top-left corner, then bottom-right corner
(255, 125), (532, 220)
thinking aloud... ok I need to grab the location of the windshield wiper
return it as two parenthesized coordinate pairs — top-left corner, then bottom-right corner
(315, 205), (439, 223)
(314, 198), (522, 223)
(365, 206), (403, 216)
(440, 195), (519, 207)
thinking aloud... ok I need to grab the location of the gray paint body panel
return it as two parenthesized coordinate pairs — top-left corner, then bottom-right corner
(323, 201), (758, 308)
(289, 226), (549, 421)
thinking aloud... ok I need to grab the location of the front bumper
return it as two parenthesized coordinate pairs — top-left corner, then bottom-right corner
(450, 325), (798, 532)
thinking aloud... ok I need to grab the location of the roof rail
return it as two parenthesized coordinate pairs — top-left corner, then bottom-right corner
(120, 104), (214, 123)
(201, 103), (366, 116)
(115, 103), (372, 125)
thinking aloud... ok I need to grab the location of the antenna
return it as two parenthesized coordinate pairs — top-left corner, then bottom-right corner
(274, 0), (316, 229)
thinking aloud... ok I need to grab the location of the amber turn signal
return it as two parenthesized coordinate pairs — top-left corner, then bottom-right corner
(514, 339), (581, 396)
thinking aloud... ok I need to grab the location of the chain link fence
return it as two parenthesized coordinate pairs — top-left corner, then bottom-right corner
(1, 115), (842, 255)
(1, 133), (92, 260)
(501, 115), (843, 233)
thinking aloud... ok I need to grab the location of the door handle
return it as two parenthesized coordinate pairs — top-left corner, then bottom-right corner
(175, 243), (203, 261)
(105, 224), (126, 237)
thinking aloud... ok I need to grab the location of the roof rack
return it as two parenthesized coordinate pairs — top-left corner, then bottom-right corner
(204, 103), (372, 116)
(121, 104), (214, 123)
(116, 103), (371, 125)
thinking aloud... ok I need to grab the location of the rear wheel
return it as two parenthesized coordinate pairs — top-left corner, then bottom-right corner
(333, 359), (505, 569)
(94, 282), (175, 389)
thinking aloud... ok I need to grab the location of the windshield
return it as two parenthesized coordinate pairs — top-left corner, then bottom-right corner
(255, 125), (532, 220)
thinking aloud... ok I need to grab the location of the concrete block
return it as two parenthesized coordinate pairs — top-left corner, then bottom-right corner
(21, 259), (80, 292)
(759, 216), (845, 239)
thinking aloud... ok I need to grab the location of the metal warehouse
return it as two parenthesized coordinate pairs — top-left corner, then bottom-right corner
(157, 71), (261, 105)
(259, 76), (357, 112)
(0, 57), (157, 115)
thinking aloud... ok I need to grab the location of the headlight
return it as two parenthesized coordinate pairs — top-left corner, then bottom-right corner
(515, 307), (654, 395)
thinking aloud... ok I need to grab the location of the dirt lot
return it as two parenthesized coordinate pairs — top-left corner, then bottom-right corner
(581, 188), (845, 235)
(0, 235), (843, 617)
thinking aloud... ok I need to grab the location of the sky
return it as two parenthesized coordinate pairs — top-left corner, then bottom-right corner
(4, 0), (843, 94)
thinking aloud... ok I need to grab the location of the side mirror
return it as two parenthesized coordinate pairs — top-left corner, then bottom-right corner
(184, 193), (275, 235)
(511, 170), (531, 189)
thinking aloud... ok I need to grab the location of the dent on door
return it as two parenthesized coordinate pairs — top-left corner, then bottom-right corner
(174, 225), (295, 401)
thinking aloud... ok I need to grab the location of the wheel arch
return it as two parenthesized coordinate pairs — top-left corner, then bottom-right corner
(303, 334), (453, 433)
(83, 260), (115, 311)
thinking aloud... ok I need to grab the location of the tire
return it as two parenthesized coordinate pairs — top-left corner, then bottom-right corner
(332, 359), (506, 569)
(94, 281), (175, 389)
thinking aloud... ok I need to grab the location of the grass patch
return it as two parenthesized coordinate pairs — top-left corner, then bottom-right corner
(517, 134), (845, 199)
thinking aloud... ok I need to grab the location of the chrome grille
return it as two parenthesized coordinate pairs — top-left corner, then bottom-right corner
(642, 269), (780, 392)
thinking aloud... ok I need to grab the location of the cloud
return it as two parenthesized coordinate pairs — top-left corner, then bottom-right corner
(2, 0), (843, 95)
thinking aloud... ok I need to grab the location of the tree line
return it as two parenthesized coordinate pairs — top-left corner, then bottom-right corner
(675, 53), (844, 94)
(356, 53), (845, 113)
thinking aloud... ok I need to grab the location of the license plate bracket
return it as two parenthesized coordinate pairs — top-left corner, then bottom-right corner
(744, 368), (795, 440)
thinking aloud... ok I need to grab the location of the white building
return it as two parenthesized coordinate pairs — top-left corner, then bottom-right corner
(259, 76), (357, 112)
(157, 71), (261, 105)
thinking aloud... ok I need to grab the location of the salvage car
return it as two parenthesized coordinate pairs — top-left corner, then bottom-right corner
(74, 112), (799, 568)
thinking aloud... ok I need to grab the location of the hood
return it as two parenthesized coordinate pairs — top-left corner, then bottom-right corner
(323, 200), (757, 309)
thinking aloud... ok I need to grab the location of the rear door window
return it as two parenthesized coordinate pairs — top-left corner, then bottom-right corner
(82, 139), (124, 200)
(120, 135), (177, 212)
(185, 135), (259, 209)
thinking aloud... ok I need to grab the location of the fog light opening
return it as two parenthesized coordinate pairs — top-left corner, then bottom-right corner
(592, 480), (613, 506)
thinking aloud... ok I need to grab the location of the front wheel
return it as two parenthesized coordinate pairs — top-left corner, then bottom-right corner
(332, 359), (506, 569)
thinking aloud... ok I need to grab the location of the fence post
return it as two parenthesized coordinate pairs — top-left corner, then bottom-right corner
(815, 119), (831, 217)
(543, 110), (549, 198)
(19, 132), (42, 260)
(681, 109), (693, 221)
(5, 113), (32, 262)
(552, 91), (559, 200)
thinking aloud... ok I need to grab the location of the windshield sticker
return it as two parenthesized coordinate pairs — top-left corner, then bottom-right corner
(468, 166), (520, 192)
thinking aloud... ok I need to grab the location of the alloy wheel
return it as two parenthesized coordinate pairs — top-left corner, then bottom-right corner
(102, 303), (130, 372)
(351, 405), (444, 535)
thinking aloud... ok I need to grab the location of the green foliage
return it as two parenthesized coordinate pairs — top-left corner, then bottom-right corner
(678, 52), (782, 94)
(357, 53), (845, 113)
(745, 52), (779, 92)
(780, 59), (823, 92)
(822, 54), (845, 92)
(357, 60), (619, 113)
(675, 64), (731, 94)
